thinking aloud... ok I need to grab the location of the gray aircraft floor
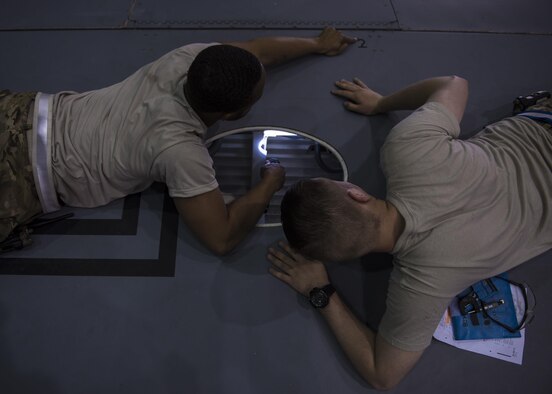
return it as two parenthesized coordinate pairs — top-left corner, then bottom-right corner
(1, 1), (551, 393)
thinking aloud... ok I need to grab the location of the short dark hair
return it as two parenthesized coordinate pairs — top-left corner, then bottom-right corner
(281, 179), (373, 261)
(187, 45), (263, 113)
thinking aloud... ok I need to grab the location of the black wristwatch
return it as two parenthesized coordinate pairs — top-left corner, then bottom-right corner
(309, 284), (336, 309)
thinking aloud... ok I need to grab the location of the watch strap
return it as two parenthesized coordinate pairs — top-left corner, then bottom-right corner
(320, 283), (335, 298)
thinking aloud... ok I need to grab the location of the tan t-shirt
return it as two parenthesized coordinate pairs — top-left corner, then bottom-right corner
(50, 43), (219, 207)
(378, 102), (552, 351)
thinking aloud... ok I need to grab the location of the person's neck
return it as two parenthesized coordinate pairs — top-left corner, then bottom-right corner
(183, 83), (223, 127)
(380, 200), (405, 252)
(363, 200), (404, 254)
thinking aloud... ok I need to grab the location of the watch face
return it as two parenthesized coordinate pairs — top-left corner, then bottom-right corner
(309, 289), (329, 308)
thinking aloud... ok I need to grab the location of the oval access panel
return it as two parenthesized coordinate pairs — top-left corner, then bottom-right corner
(205, 126), (348, 227)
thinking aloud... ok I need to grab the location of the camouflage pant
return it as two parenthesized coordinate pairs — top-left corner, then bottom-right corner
(0, 90), (42, 242)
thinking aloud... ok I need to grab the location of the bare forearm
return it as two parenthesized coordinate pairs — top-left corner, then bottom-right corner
(228, 27), (356, 67)
(223, 181), (275, 250)
(332, 75), (467, 120)
(320, 293), (383, 388)
(242, 36), (322, 67)
(377, 76), (464, 112)
(320, 292), (423, 390)
(175, 181), (276, 255)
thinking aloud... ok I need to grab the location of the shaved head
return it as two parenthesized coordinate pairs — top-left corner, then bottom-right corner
(281, 178), (380, 261)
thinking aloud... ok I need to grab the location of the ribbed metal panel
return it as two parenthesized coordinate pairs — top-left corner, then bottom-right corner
(210, 133), (252, 197)
(209, 130), (346, 225)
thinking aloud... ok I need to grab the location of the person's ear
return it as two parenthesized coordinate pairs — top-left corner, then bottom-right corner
(347, 188), (371, 203)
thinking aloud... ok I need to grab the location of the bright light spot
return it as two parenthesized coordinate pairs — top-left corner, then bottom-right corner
(257, 130), (296, 156)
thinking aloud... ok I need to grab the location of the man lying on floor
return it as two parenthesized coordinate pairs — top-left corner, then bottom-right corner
(0, 27), (356, 255)
(268, 75), (552, 390)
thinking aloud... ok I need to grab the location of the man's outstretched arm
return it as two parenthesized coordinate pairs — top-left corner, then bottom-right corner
(319, 292), (423, 390)
(226, 27), (357, 67)
(175, 163), (284, 256)
(331, 75), (469, 123)
(268, 242), (423, 390)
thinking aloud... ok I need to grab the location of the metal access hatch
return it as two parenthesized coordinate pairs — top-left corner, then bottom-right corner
(206, 127), (348, 227)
